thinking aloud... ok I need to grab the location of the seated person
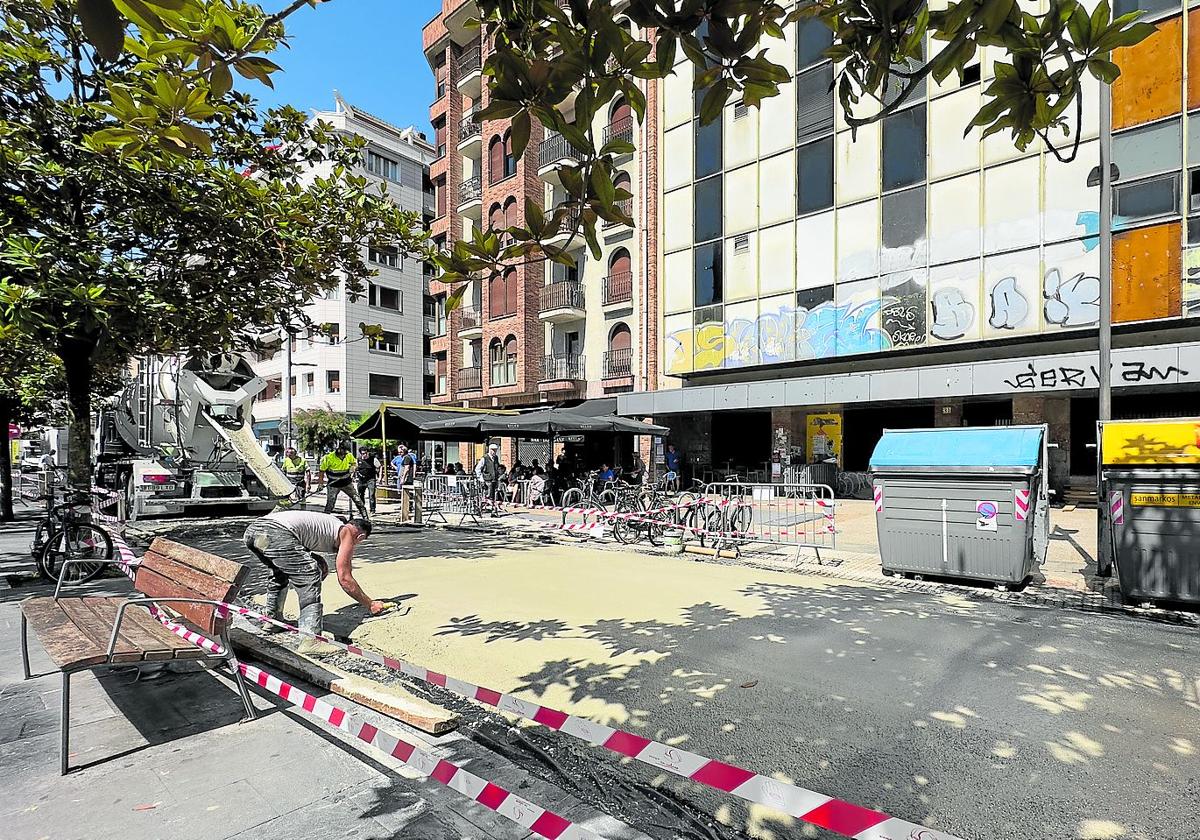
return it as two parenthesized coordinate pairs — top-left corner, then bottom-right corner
(595, 464), (616, 492)
(529, 467), (548, 505)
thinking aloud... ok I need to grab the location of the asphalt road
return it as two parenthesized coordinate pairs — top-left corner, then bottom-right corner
(6, 514), (1197, 840)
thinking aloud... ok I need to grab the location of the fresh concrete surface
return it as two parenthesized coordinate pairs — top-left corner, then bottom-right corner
(155, 522), (1200, 840)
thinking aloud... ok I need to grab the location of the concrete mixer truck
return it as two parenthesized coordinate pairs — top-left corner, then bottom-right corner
(94, 354), (295, 520)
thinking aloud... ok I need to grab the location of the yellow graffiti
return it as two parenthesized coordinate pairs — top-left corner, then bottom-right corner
(693, 323), (725, 370)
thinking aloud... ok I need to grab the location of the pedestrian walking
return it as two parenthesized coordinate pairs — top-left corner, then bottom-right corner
(242, 510), (392, 647)
(355, 448), (380, 514)
(319, 441), (368, 517)
(475, 443), (501, 513)
(281, 447), (309, 498)
(390, 444), (418, 493)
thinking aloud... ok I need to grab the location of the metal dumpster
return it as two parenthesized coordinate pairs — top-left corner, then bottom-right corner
(1099, 418), (1200, 606)
(870, 426), (1050, 588)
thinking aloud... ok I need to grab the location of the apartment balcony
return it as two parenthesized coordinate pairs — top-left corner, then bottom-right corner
(457, 111), (481, 157)
(537, 132), (580, 181)
(544, 205), (584, 248)
(458, 305), (482, 338)
(602, 270), (632, 306)
(457, 174), (482, 219)
(603, 116), (634, 149)
(540, 353), (585, 391)
(456, 43), (482, 99)
(538, 280), (585, 323)
(458, 366), (482, 392)
(424, 357), (438, 376)
(602, 347), (633, 379)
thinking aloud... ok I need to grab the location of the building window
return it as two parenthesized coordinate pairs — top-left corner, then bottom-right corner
(694, 241), (723, 306)
(489, 269), (517, 318)
(1114, 0), (1179, 17)
(368, 283), (402, 312)
(366, 150), (399, 182)
(882, 186), (926, 249)
(695, 114), (722, 179)
(263, 376), (282, 400)
(320, 323), (341, 345)
(326, 370), (340, 393)
(490, 337), (517, 386)
(436, 177), (447, 216)
(1114, 118), (1182, 183)
(368, 246), (400, 268)
(488, 135), (503, 183)
(288, 375), (297, 397)
(302, 372), (314, 395)
(434, 118), (447, 158)
(797, 17), (833, 71)
(322, 283), (340, 301)
(797, 137), (834, 215)
(882, 104), (927, 191)
(369, 329), (402, 355)
(368, 373), (401, 398)
(694, 176), (722, 243)
(608, 322), (631, 352)
(1115, 175), (1180, 226)
(503, 197), (519, 238)
(796, 64), (834, 144)
(503, 132), (516, 177)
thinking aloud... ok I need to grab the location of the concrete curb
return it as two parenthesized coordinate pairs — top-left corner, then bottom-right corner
(230, 627), (460, 735)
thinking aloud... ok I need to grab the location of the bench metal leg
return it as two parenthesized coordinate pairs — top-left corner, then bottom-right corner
(60, 671), (70, 776)
(20, 612), (30, 680)
(223, 644), (257, 722)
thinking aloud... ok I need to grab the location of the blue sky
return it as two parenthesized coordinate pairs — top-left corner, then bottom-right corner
(254, 0), (442, 134)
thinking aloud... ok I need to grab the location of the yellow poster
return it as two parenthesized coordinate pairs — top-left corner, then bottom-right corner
(1131, 492), (1200, 508)
(1101, 420), (1200, 466)
(806, 413), (843, 466)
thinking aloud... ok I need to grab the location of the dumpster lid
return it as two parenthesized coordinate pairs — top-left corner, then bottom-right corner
(870, 426), (1044, 470)
(1100, 418), (1200, 466)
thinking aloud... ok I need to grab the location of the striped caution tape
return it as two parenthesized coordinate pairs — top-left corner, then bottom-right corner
(219, 600), (962, 840)
(149, 612), (600, 838)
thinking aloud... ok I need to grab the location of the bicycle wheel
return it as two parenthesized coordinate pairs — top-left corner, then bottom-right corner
(560, 487), (583, 509)
(729, 504), (753, 535)
(38, 522), (113, 585)
(611, 497), (640, 544)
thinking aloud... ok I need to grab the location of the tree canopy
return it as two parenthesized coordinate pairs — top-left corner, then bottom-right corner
(0, 0), (431, 488)
(66, 0), (1153, 292)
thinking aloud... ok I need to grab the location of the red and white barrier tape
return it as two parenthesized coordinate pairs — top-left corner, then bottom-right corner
(220, 601), (960, 840)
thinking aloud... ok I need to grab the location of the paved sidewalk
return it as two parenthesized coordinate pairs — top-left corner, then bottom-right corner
(0, 594), (647, 840)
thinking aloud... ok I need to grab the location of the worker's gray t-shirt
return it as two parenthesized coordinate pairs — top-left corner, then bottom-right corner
(264, 510), (343, 553)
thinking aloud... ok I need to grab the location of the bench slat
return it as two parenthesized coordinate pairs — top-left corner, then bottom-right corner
(77, 598), (178, 662)
(138, 550), (242, 602)
(135, 567), (225, 635)
(57, 599), (143, 664)
(21, 598), (108, 671)
(113, 601), (208, 660)
(146, 537), (248, 587)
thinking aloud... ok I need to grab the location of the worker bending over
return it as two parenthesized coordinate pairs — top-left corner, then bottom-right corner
(243, 509), (391, 642)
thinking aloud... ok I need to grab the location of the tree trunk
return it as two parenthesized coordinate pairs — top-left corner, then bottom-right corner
(60, 337), (96, 493)
(0, 397), (13, 521)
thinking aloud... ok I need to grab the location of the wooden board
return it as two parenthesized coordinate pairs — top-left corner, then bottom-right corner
(21, 597), (109, 671)
(57, 599), (143, 664)
(138, 550), (240, 602)
(76, 598), (186, 662)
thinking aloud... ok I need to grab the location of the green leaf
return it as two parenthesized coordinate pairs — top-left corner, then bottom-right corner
(698, 80), (728, 126)
(79, 0), (125, 61)
(211, 62), (233, 97)
(445, 283), (467, 313)
(510, 110), (531, 158)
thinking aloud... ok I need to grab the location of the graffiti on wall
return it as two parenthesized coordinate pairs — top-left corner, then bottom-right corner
(881, 277), (927, 348)
(987, 277), (1030, 330)
(1001, 359), (1190, 391)
(1043, 268), (1100, 326)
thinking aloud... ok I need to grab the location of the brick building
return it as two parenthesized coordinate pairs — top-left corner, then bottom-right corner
(422, 0), (660, 466)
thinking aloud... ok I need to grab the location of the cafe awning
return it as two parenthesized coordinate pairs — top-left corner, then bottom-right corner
(350, 403), (517, 441)
(420, 406), (670, 440)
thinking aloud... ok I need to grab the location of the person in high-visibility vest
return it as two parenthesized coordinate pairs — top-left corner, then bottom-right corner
(319, 441), (368, 517)
(281, 447), (309, 497)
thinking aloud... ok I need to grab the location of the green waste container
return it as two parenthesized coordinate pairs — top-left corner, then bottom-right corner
(1099, 418), (1200, 606)
(870, 426), (1050, 587)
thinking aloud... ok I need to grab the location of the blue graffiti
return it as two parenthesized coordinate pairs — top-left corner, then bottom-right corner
(1075, 210), (1100, 252)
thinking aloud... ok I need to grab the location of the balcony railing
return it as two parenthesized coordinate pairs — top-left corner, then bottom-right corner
(542, 353), (585, 381)
(538, 132), (579, 168)
(603, 347), (633, 378)
(459, 112), (480, 141)
(539, 280), (584, 313)
(458, 366), (482, 391)
(602, 270), (632, 305)
(603, 116), (634, 146)
(459, 306), (481, 330)
(456, 44), (480, 76)
(458, 174), (481, 205)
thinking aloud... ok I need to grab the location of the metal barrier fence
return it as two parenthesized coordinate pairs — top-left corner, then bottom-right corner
(698, 482), (836, 557)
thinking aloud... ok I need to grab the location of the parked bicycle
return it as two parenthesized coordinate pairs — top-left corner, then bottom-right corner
(32, 490), (114, 585)
(679, 480), (753, 550)
(611, 475), (681, 546)
(559, 473), (618, 510)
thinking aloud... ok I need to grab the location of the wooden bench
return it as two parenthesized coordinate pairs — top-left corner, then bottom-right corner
(19, 537), (257, 774)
